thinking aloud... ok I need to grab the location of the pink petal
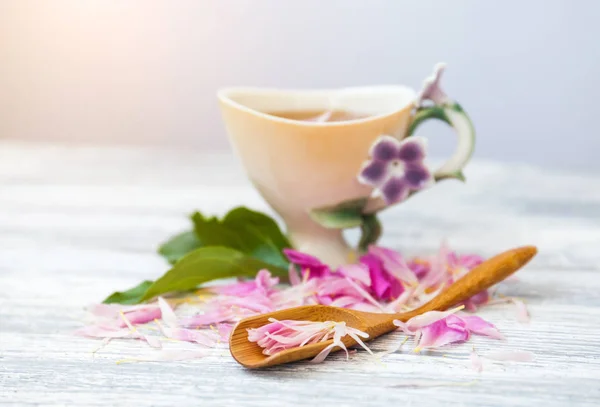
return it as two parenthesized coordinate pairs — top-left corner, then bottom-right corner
(455, 314), (505, 340)
(288, 264), (302, 286)
(470, 348), (484, 372)
(158, 326), (219, 347)
(394, 306), (463, 332)
(157, 297), (178, 328)
(483, 350), (534, 362)
(119, 312), (162, 348)
(117, 307), (162, 327)
(512, 298), (530, 323)
(181, 309), (235, 328)
(369, 246), (418, 284)
(416, 319), (469, 349)
(360, 253), (404, 301)
(342, 277), (386, 311)
(337, 263), (371, 286)
(255, 269), (279, 292)
(213, 281), (257, 296)
(283, 248), (331, 278)
(248, 319), (372, 360)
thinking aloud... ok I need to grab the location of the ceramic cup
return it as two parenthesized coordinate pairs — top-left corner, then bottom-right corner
(218, 64), (475, 266)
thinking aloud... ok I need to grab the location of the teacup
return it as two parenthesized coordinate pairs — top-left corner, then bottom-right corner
(218, 64), (475, 266)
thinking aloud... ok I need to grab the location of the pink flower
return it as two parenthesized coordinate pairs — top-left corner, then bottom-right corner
(284, 248), (332, 279)
(248, 318), (373, 363)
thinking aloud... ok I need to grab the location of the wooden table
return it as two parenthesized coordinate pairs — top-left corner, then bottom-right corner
(1, 141), (599, 406)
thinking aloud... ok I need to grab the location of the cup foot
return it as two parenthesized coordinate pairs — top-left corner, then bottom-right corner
(289, 229), (352, 267)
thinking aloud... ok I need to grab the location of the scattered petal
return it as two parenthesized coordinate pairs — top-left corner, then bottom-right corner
(455, 314), (505, 340)
(512, 298), (531, 323)
(157, 297), (178, 328)
(470, 348), (484, 372)
(483, 350), (534, 362)
(338, 263), (371, 286)
(283, 248), (331, 278)
(369, 245), (418, 285)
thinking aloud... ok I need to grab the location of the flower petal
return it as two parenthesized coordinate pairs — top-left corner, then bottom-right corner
(398, 138), (427, 162)
(157, 297), (178, 328)
(369, 246), (418, 285)
(470, 348), (484, 372)
(394, 306), (464, 332)
(404, 163), (433, 190)
(455, 314), (504, 340)
(483, 350), (534, 362)
(381, 176), (410, 204)
(358, 160), (389, 186)
(283, 248), (331, 278)
(370, 135), (401, 161)
(337, 263), (371, 286)
(416, 319), (469, 349)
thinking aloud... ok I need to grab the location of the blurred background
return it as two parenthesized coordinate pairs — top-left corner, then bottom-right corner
(1, 0), (598, 172)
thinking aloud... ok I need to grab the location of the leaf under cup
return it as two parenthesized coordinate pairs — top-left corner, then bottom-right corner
(103, 280), (154, 305)
(158, 230), (202, 265)
(139, 246), (288, 302)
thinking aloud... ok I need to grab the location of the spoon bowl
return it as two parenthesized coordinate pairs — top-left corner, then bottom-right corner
(230, 245), (538, 368)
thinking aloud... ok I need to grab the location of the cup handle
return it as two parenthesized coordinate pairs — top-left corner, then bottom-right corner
(406, 101), (475, 182)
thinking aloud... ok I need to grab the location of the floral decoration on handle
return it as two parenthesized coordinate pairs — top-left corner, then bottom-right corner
(309, 63), (476, 250)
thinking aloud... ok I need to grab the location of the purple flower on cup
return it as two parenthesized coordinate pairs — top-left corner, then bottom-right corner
(358, 135), (434, 204)
(416, 62), (449, 106)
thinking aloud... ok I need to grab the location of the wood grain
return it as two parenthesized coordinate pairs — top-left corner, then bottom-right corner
(1, 142), (600, 406)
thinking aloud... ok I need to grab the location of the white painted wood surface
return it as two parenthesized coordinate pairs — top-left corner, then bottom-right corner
(1, 141), (599, 406)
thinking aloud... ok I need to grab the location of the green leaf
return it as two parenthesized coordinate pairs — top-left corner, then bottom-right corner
(191, 212), (245, 249)
(358, 214), (382, 251)
(309, 197), (368, 229)
(223, 207), (291, 250)
(103, 280), (154, 304)
(158, 230), (202, 265)
(140, 246), (288, 302)
(191, 207), (291, 269)
(222, 207), (291, 269)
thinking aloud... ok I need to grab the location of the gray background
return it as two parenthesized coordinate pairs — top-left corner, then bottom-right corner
(1, 0), (598, 172)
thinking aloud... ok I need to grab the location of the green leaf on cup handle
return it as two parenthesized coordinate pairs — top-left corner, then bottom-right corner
(358, 214), (382, 251)
(407, 101), (475, 183)
(308, 197), (369, 229)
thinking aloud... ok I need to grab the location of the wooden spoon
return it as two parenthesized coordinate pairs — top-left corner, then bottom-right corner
(230, 245), (537, 368)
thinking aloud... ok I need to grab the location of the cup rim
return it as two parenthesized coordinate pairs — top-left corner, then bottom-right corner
(217, 85), (416, 127)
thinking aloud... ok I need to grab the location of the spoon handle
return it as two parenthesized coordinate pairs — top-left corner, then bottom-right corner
(397, 245), (537, 321)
